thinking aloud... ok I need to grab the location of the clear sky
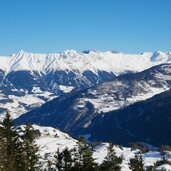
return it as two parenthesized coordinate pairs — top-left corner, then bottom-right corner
(0, 0), (171, 55)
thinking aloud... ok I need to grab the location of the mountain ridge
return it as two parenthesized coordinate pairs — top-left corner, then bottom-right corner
(0, 50), (171, 75)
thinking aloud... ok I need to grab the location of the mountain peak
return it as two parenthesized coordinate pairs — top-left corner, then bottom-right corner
(150, 51), (169, 62)
(62, 49), (78, 56)
(82, 49), (97, 54)
(16, 50), (27, 56)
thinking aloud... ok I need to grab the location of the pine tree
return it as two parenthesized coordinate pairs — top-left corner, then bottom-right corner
(22, 123), (40, 171)
(46, 160), (55, 171)
(100, 143), (122, 171)
(0, 114), (41, 171)
(54, 148), (64, 171)
(0, 112), (20, 171)
(129, 152), (145, 171)
(71, 147), (82, 171)
(146, 165), (157, 171)
(54, 137), (98, 171)
(14, 127), (26, 171)
(62, 147), (73, 171)
(78, 136), (97, 171)
(0, 126), (5, 171)
(82, 144), (96, 170)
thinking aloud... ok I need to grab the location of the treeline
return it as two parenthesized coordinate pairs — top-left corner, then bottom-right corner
(46, 137), (122, 171)
(48, 145), (169, 171)
(0, 113), (170, 171)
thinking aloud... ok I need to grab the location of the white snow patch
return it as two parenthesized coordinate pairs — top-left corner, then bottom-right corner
(59, 85), (74, 93)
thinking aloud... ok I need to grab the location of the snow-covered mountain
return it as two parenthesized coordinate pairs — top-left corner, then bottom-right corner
(15, 62), (171, 138)
(1, 50), (170, 75)
(0, 50), (170, 119)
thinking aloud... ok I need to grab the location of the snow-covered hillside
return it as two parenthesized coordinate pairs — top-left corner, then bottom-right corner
(32, 125), (171, 171)
(33, 125), (77, 157)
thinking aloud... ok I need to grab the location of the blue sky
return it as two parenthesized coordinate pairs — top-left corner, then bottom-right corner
(0, 0), (171, 55)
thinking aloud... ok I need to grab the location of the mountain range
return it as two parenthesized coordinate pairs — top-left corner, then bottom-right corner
(1, 50), (171, 146)
(15, 62), (171, 145)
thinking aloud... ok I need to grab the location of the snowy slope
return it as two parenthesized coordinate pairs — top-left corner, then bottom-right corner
(33, 125), (77, 157)
(33, 126), (132, 169)
(30, 125), (170, 171)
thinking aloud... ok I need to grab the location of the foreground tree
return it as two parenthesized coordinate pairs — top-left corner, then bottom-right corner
(100, 143), (122, 171)
(54, 147), (73, 171)
(46, 160), (55, 171)
(0, 112), (20, 171)
(22, 123), (40, 171)
(63, 147), (73, 170)
(71, 147), (82, 170)
(129, 152), (145, 171)
(0, 113), (41, 171)
(146, 165), (157, 171)
(54, 148), (64, 171)
(54, 136), (99, 171)
(15, 127), (26, 171)
(0, 125), (5, 171)
(77, 136), (98, 171)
